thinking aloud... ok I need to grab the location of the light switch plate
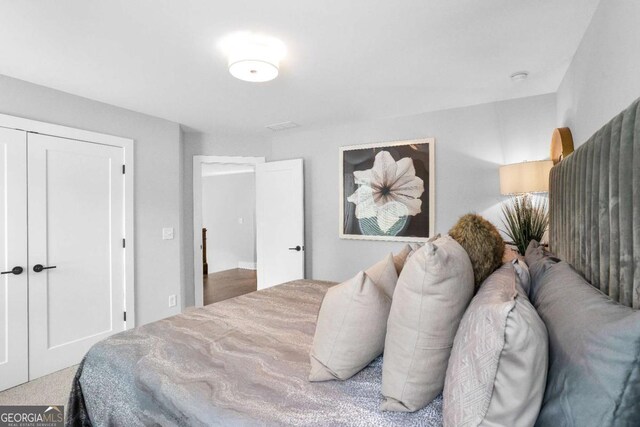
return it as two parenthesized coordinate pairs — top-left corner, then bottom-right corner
(168, 294), (177, 307)
(162, 227), (174, 240)
(238, 217), (244, 224)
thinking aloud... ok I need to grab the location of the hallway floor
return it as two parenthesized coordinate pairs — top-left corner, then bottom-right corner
(204, 268), (257, 305)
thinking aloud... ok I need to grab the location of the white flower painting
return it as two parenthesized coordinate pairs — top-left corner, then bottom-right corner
(347, 151), (424, 232)
(340, 139), (434, 241)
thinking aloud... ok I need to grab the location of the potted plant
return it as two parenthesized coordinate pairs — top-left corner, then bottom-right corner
(501, 195), (549, 255)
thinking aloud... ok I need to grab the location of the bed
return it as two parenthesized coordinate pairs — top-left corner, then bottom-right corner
(67, 280), (443, 426)
(548, 97), (640, 308)
(67, 98), (640, 427)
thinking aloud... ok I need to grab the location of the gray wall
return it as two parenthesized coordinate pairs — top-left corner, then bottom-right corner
(269, 93), (556, 282)
(182, 132), (270, 307)
(0, 75), (182, 326)
(557, 0), (640, 146)
(202, 173), (256, 272)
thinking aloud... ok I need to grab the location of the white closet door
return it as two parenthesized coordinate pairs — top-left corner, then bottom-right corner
(28, 133), (125, 379)
(0, 128), (28, 391)
(256, 159), (305, 289)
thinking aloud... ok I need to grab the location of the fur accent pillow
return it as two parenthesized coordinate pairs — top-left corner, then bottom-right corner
(449, 214), (505, 288)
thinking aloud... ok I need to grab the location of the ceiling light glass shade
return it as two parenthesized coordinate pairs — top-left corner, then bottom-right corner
(221, 32), (286, 83)
(499, 160), (554, 195)
(228, 59), (279, 82)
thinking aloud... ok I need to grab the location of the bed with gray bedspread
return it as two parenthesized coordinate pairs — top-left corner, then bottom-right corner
(67, 280), (443, 426)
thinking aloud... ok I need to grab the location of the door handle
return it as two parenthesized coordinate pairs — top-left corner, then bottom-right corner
(288, 246), (302, 252)
(1, 266), (24, 275)
(33, 264), (57, 273)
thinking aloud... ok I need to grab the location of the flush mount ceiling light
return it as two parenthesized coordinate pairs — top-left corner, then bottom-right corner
(221, 32), (286, 83)
(510, 71), (529, 82)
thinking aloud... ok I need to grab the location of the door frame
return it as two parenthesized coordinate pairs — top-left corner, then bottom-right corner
(192, 155), (264, 307)
(0, 113), (136, 328)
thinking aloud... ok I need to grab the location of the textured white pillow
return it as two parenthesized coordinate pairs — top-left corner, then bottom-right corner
(309, 254), (397, 381)
(382, 235), (474, 412)
(443, 261), (548, 427)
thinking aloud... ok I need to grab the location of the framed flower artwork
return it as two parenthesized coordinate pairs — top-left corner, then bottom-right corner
(339, 138), (435, 242)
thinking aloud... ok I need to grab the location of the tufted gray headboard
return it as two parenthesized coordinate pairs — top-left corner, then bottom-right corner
(549, 98), (640, 309)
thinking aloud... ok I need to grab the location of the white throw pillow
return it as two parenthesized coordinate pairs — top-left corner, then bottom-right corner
(309, 254), (398, 381)
(382, 235), (474, 411)
(392, 244), (413, 274)
(366, 252), (401, 299)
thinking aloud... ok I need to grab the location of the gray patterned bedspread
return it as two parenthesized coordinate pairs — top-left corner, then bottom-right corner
(67, 280), (443, 426)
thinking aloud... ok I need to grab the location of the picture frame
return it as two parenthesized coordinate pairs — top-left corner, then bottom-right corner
(339, 138), (435, 242)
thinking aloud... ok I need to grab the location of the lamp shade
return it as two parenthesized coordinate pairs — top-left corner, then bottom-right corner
(499, 160), (553, 195)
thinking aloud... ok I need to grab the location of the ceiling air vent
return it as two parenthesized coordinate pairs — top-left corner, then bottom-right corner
(265, 121), (299, 131)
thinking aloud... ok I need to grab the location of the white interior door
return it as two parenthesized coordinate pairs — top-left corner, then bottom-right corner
(256, 159), (305, 289)
(0, 128), (28, 390)
(28, 133), (126, 379)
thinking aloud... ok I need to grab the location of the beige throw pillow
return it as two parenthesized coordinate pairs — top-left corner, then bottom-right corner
(382, 235), (474, 412)
(443, 261), (548, 427)
(392, 240), (432, 275)
(365, 252), (400, 299)
(309, 254), (397, 381)
(392, 244), (413, 274)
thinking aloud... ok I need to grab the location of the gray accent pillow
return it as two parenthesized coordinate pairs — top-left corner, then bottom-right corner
(524, 240), (545, 266)
(513, 257), (531, 295)
(528, 253), (640, 427)
(309, 254), (397, 381)
(524, 241), (561, 276)
(443, 261), (548, 427)
(382, 235), (474, 412)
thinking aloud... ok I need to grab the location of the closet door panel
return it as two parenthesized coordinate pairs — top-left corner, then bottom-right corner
(28, 133), (125, 379)
(0, 127), (28, 391)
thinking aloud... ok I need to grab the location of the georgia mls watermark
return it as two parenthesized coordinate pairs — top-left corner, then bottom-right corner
(0, 406), (64, 427)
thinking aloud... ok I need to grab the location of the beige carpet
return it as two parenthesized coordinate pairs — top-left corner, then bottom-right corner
(0, 365), (78, 408)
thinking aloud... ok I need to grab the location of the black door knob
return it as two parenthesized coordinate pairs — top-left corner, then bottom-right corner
(33, 264), (57, 273)
(1, 266), (23, 275)
(288, 246), (302, 252)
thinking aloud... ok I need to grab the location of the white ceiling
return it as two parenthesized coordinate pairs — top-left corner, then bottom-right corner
(0, 0), (600, 137)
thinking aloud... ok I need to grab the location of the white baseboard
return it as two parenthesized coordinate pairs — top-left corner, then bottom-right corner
(238, 261), (257, 270)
